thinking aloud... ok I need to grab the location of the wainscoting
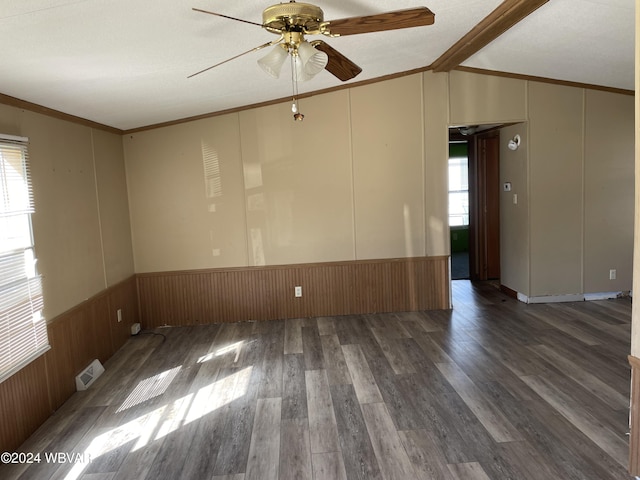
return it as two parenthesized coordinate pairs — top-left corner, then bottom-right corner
(0, 276), (138, 452)
(137, 256), (450, 328)
(629, 355), (640, 475)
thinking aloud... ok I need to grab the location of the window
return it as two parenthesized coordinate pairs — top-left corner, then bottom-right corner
(0, 134), (48, 383)
(448, 142), (469, 226)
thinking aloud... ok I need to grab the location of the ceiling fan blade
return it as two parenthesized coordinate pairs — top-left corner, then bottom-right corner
(313, 41), (362, 82)
(188, 41), (276, 78)
(326, 7), (434, 36)
(192, 8), (264, 28)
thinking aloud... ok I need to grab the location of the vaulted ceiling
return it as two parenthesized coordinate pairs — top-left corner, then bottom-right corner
(0, 0), (634, 132)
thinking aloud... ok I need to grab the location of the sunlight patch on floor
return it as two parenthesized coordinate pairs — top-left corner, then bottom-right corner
(63, 366), (253, 480)
(198, 340), (245, 364)
(116, 366), (182, 413)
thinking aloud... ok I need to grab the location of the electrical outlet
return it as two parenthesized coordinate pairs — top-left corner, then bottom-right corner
(609, 269), (617, 280)
(294, 286), (302, 297)
(117, 309), (123, 322)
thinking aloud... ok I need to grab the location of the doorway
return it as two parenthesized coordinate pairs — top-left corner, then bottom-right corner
(448, 139), (470, 279)
(449, 126), (502, 282)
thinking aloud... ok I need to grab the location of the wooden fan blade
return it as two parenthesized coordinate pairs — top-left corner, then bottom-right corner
(313, 41), (362, 82)
(326, 7), (434, 36)
(192, 8), (264, 28)
(188, 41), (276, 78)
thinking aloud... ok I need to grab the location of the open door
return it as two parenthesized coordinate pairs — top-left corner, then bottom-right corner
(469, 131), (501, 281)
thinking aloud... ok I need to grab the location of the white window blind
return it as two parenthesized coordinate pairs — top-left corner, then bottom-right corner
(0, 134), (49, 384)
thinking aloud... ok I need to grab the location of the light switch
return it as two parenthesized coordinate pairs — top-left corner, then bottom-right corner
(513, 193), (518, 205)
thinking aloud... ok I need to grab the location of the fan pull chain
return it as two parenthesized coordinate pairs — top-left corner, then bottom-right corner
(290, 53), (304, 121)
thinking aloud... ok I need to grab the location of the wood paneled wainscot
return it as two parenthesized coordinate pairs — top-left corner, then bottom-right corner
(0, 276), (138, 452)
(137, 256), (450, 328)
(629, 354), (640, 475)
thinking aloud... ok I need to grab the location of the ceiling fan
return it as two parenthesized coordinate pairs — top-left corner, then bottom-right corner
(190, 1), (435, 119)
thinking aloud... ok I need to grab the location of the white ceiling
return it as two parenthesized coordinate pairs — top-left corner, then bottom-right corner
(0, 0), (634, 131)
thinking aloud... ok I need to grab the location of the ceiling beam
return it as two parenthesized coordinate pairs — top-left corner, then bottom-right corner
(430, 0), (549, 72)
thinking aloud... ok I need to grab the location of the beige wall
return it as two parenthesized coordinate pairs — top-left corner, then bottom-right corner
(423, 72), (450, 257)
(240, 90), (355, 266)
(449, 70), (527, 126)
(124, 74), (438, 272)
(123, 70), (634, 302)
(499, 124), (529, 295)
(584, 90), (634, 293)
(125, 115), (248, 271)
(0, 104), (134, 319)
(525, 83), (634, 299)
(93, 129), (136, 286)
(528, 83), (585, 297)
(351, 76), (425, 259)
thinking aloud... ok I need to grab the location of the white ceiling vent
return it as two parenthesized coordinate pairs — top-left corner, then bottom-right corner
(75, 359), (105, 391)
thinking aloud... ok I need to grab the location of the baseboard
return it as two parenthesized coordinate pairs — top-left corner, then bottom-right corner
(516, 291), (628, 304)
(517, 293), (584, 304)
(583, 291), (626, 301)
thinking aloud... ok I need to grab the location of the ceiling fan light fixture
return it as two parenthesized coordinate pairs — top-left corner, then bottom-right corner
(297, 40), (328, 78)
(292, 56), (313, 82)
(191, 3), (436, 122)
(257, 45), (289, 78)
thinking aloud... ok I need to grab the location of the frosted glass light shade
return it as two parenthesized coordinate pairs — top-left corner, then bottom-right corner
(293, 56), (312, 82)
(297, 41), (328, 78)
(257, 46), (288, 78)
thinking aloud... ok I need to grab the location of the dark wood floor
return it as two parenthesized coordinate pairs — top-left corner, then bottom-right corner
(1, 280), (633, 479)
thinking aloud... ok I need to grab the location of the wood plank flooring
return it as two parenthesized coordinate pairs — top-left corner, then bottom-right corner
(1, 280), (633, 479)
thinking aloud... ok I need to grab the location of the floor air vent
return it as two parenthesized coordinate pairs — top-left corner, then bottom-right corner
(75, 359), (105, 391)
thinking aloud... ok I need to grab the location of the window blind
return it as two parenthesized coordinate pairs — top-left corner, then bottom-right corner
(0, 134), (49, 384)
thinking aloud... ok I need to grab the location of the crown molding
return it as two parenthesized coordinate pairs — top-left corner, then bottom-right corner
(0, 93), (122, 135)
(454, 66), (634, 96)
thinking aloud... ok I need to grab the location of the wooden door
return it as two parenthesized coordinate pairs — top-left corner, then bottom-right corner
(469, 132), (500, 280)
